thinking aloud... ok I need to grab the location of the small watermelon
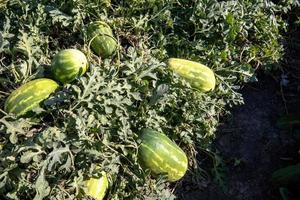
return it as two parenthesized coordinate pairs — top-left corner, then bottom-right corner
(272, 163), (300, 186)
(85, 171), (109, 200)
(138, 129), (188, 181)
(4, 78), (59, 117)
(51, 49), (88, 84)
(87, 21), (117, 58)
(167, 58), (216, 92)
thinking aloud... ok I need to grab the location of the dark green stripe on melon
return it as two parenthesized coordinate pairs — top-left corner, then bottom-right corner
(138, 129), (188, 181)
(87, 21), (117, 58)
(4, 78), (59, 117)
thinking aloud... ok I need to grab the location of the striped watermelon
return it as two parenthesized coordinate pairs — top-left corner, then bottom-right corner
(51, 49), (88, 84)
(167, 58), (216, 92)
(85, 171), (108, 200)
(4, 78), (59, 117)
(87, 21), (117, 58)
(138, 129), (188, 182)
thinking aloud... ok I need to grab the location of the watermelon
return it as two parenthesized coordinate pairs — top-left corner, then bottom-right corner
(138, 129), (188, 181)
(87, 21), (117, 58)
(272, 163), (300, 186)
(4, 78), (59, 117)
(85, 171), (108, 200)
(51, 49), (88, 84)
(167, 58), (216, 92)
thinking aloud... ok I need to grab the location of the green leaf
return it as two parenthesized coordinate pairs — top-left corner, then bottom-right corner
(20, 150), (38, 164)
(34, 170), (50, 200)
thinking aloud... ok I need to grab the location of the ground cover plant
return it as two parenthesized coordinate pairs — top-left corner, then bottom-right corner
(0, 0), (299, 199)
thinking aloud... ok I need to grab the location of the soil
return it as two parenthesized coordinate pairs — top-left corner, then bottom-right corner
(175, 18), (300, 200)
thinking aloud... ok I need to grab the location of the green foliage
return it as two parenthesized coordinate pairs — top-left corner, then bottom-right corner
(0, 0), (298, 199)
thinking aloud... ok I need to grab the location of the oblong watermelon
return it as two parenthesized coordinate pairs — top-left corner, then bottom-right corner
(167, 58), (216, 92)
(4, 78), (59, 117)
(85, 171), (109, 200)
(138, 129), (188, 181)
(51, 49), (88, 84)
(87, 21), (117, 58)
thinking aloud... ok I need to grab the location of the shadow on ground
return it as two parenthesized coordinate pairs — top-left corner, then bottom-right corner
(176, 75), (297, 200)
(175, 14), (300, 200)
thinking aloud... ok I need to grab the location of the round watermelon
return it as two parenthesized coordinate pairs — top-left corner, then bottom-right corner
(87, 21), (117, 58)
(51, 49), (88, 84)
(138, 129), (188, 181)
(167, 58), (216, 92)
(4, 78), (59, 117)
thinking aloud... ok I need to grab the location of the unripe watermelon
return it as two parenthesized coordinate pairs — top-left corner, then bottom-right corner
(138, 129), (188, 182)
(87, 21), (117, 58)
(51, 49), (88, 84)
(272, 163), (300, 186)
(167, 58), (216, 92)
(4, 78), (59, 117)
(85, 171), (108, 200)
